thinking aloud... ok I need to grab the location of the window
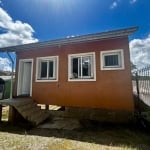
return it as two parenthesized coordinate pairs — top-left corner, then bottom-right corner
(36, 56), (58, 82)
(100, 49), (124, 70)
(68, 52), (96, 81)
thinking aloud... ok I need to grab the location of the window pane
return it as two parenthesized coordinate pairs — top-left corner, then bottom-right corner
(72, 58), (79, 78)
(41, 62), (47, 78)
(79, 58), (81, 77)
(69, 53), (95, 80)
(82, 56), (91, 77)
(49, 61), (54, 78)
(104, 55), (119, 67)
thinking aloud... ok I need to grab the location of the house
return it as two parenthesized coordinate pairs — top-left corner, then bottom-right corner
(0, 27), (138, 123)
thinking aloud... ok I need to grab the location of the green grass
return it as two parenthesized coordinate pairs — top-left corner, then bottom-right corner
(1, 106), (9, 121)
(1, 110), (8, 120)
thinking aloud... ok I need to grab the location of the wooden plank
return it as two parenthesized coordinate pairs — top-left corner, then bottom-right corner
(8, 106), (16, 123)
(0, 98), (49, 125)
(0, 98), (33, 106)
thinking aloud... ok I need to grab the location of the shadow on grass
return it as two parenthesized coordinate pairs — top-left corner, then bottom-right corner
(0, 120), (150, 149)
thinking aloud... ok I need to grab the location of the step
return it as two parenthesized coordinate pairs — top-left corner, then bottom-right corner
(29, 110), (49, 125)
(6, 98), (50, 126)
(28, 110), (47, 121)
(34, 113), (50, 125)
(19, 105), (41, 114)
(20, 107), (41, 118)
(17, 103), (38, 112)
(13, 98), (33, 107)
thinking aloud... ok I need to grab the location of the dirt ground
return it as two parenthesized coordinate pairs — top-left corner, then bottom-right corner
(0, 118), (150, 150)
(0, 106), (150, 150)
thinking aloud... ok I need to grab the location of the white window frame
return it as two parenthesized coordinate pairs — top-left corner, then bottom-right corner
(68, 52), (96, 81)
(100, 49), (125, 70)
(36, 56), (59, 82)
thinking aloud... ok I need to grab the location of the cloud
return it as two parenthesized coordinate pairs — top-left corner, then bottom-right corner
(0, 7), (38, 71)
(130, 35), (150, 69)
(110, 1), (118, 9)
(129, 0), (137, 4)
(110, 0), (137, 9)
(0, 7), (38, 48)
(0, 57), (11, 71)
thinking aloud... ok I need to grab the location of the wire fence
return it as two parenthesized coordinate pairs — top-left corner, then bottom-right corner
(132, 65), (150, 107)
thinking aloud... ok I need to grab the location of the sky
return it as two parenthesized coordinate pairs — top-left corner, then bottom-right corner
(0, 0), (150, 71)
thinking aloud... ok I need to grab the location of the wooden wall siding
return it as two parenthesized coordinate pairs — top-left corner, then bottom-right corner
(15, 37), (134, 112)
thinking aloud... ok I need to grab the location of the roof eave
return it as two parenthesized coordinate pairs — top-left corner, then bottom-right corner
(0, 26), (138, 52)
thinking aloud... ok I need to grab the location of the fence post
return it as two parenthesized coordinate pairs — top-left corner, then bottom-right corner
(135, 72), (140, 98)
(135, 72), (141, 113)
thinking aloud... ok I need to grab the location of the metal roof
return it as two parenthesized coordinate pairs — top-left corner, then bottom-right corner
(0, 26), (138, 52)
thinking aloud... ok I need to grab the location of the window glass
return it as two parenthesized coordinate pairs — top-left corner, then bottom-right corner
(41, 61), (47, 78)
(79, 57), (82, 77)
(82, 56), (91, 77)
(104, 54), (119, 67)
(69, 52), (95, 81)
(49, 61), (54, 78)
(72, 58), (79, 78)
(36, 56), (58, 81)
(101, 49), (124, 70)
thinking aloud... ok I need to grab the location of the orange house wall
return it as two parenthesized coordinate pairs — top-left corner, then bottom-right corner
(15, 37), (134, 112)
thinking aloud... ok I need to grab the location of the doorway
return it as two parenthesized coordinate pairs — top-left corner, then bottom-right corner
(17, 59), (33, 96)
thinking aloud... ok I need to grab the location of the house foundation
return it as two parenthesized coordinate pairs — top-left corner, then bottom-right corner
(48, 107), (134, 123)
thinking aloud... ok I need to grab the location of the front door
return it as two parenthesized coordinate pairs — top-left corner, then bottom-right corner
(17, 59), (33, 96)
